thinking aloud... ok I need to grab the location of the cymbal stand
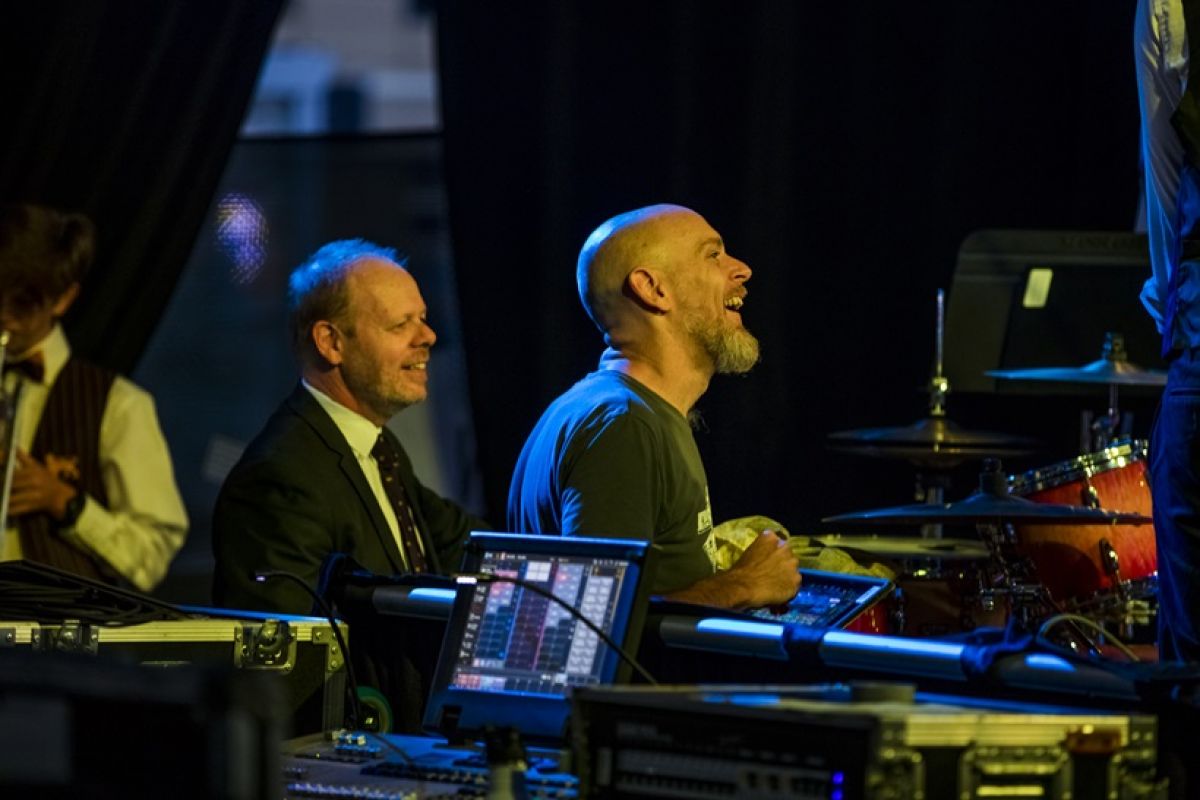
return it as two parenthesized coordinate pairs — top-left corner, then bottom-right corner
(1083, 333), (1132, 453)
(920, 289), (950, 539)
(928, 289), (950, 419)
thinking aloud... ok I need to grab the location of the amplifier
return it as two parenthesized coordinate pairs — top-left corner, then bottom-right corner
(570, 684), (1167, 800)
(0, 612), (347, 734)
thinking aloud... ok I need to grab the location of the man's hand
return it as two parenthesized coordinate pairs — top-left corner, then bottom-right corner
(724, 531), (801, 608)
(8, 450), (77, 520)
(666, 531), (801, 610)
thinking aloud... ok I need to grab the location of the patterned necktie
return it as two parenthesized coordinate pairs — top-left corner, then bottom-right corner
(371, 432), (428, 573)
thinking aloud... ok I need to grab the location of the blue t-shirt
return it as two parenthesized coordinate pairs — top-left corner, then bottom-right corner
(507, 370), (716, 595)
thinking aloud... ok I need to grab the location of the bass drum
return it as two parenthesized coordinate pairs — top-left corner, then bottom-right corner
(1008, 439), (1156, 603)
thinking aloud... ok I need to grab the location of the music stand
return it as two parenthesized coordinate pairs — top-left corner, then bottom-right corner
(943, 229), (1163, 395)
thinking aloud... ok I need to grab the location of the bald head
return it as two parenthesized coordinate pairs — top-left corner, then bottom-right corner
(576, 203), (699, 332)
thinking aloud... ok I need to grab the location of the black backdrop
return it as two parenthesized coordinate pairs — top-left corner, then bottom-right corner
(0, 2), (1151, 537)
(0, 1), (283, 372)
(437, 1), (1148, 531)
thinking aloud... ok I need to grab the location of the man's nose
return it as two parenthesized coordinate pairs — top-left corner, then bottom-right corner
(729, 255), (752, 283)
(417, 319), (437, 347)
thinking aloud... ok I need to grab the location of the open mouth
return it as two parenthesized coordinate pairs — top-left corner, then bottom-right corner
(402, 362), (428, 371)
(724, 296), (744, 312)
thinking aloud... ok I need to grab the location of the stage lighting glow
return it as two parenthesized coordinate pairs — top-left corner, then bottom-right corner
(822, 631), (966, 659)
(696, 618), (786, 640)
(1024, 653), (1075, 673)
(215, 193), (268, 284)
(700, 692), (782, 707)
(409, 588), (458, 603)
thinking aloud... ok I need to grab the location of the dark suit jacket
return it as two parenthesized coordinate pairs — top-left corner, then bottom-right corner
(212, 384), (488, 615)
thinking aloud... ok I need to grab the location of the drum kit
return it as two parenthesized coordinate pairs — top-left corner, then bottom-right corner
(822, 292), (1165, 655)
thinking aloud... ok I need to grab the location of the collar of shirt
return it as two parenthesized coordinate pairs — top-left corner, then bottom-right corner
(8, 324), (70, 388)
(301, 380), (384, 461)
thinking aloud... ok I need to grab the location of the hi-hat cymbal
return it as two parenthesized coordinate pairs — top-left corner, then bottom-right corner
(823, 490), (1151, 526)
(813, 534), (990, 561)
(828, 417), (1037, 465)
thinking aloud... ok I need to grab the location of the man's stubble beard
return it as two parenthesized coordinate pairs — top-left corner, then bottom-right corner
(341, 356), (426, 422)
(683, 309), (761, 375)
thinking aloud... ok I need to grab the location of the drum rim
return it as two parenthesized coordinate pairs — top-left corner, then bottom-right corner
(1009, 438), (1148, 496)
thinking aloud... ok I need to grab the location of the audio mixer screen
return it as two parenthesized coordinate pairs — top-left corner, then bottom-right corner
(449, 552), (630, 696)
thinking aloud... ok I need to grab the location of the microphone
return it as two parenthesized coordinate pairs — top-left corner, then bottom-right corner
(316, 553), (392, 601)
(318, 552), (458, 622)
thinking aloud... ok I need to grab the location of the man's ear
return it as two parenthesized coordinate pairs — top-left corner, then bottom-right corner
(625, 267), (671, 314)
(311, 320), (344, 365)
(49, 283), (81, 318)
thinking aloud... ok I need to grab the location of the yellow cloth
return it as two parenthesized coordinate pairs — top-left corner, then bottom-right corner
(713, 514), (894, 580)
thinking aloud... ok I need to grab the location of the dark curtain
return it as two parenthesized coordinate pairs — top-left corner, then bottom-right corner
(438, 2), (1142, 529)
(0, 1), (284, 373)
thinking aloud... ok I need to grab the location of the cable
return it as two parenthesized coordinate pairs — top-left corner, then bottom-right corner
(1036, 613), (1140, 663)
(254, 570), (364, 729)
(0, 578), (187, 626)
(364, 731), (417, 768)
(456, 572), (658, 686)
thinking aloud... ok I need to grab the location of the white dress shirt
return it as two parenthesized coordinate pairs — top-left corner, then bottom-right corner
(1, 325), (188, 591)
(302, 381), (424, 569)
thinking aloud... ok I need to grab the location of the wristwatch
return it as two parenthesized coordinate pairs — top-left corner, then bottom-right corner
(58, 491), (86, 529)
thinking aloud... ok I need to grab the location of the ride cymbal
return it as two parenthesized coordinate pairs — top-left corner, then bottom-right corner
(828, 417), (1037, 465)
(823, 493), (1151, 526)
(987, 359), (1166, 387)
(823, 457), (1152, 526)
(986, 333), (1166, 387)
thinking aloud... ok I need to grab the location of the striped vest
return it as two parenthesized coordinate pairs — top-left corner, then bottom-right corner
(17, 358), (116, 584)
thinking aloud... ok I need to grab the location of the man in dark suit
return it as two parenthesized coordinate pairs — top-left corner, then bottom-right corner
(212, 239), (487, 615)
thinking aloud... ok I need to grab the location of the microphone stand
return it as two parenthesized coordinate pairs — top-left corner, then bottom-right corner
(0, 331), (23, 551)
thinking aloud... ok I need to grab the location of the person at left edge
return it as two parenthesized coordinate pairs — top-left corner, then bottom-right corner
(0, 203), (188, 591)
(212, 239), (488, 615)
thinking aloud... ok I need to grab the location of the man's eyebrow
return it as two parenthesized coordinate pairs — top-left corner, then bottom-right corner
(697, 236), (724, 253)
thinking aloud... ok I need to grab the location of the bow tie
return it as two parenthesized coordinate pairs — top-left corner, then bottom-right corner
(4, 352), (45, 383)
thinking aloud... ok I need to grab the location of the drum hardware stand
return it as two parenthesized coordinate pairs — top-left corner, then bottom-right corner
(1090, 537), (1153, 640)
(920, 289), (952, 541)
(913, 470), (951, 542)
(1083, 333), (1137, 453)
(974, 518), (1106, 657)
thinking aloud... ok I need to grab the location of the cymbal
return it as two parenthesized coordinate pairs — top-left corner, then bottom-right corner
(986, 334), (1165, 387)
(813, 534), (990, 561)
(828, 417), (1038, 465)
(824, 490), (1152, 526)
(987, 358), (1166, 387)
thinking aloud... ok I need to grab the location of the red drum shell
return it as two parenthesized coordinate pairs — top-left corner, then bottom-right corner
(1008, 440), (1156, 602)
(844, 600), (893, 634)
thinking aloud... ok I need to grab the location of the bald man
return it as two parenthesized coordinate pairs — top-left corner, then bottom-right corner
(213, 239), (487, 615)
(508, 205), (800, 610)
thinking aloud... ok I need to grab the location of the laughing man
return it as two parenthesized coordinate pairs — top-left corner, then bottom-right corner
(508, 204), (800, 609)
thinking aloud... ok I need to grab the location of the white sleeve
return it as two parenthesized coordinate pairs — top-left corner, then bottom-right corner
(62, 377), (188, 591)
